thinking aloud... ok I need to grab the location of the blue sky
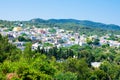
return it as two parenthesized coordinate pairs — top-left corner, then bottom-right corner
(0, 0), (120, 25)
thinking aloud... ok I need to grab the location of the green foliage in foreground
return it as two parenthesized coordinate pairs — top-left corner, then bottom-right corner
(0, 34), (120, 80)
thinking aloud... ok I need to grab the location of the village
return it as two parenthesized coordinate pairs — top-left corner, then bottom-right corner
(1, 24), (120, 52)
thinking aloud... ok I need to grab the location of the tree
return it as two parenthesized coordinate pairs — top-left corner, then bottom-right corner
(90, 69), (109, 80)
(54, 72), (77, 80)
(63, 58), (90, 80)
(78, 50), (95, 65)
(23, 42), (33, 58)
(93, 38), (100, 45)
(18, 36), (31, 42)
(86, 38), (92, 45)
(114, 54), (120, 65)
(100, 61), (120, 80)
(48, 28), (56, 33)
(0, 34), (19, 62)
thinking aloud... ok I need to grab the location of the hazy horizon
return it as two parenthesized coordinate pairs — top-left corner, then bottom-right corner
(0, 0), (120, 25)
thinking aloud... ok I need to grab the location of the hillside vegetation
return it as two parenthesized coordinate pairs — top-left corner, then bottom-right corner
(0, 34), (120, 80)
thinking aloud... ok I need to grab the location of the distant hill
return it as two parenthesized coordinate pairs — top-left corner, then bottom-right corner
(30, 18), (120, 30)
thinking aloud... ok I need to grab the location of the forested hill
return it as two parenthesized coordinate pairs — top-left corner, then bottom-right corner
(30, 18), (120, 30)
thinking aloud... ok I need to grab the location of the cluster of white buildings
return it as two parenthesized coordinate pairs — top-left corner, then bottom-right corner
(99, 35), (120, 47)
(0, 26), (87, 50)
(1, 26), (120, 51)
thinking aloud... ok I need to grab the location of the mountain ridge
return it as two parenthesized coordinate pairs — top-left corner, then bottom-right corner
(0, 18), (120, 31)
(29, 18), (120, 30)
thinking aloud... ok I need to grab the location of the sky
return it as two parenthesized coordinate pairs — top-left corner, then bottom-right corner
(0, 0), (120, 25)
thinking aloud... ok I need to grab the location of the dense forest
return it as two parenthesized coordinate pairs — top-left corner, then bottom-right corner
(1, 19), (120, 36)
(0, 34), (120, 80)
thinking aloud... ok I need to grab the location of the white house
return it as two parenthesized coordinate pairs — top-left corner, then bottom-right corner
(91, 62), (101, 68)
